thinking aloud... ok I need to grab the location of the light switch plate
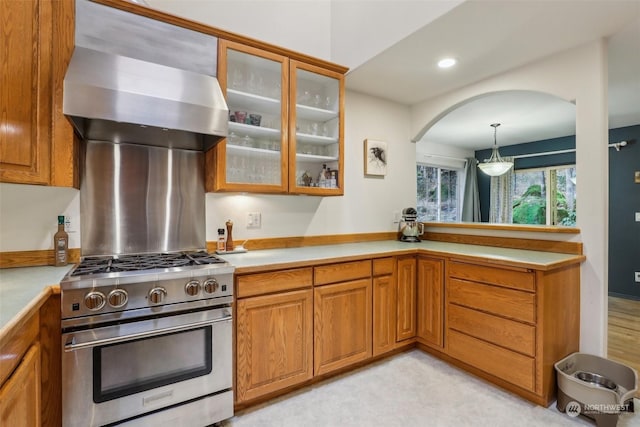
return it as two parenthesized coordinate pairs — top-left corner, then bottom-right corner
(247, 212), (261, 229)
(636, 212), (640, 222)
(635, 272), (640, 283)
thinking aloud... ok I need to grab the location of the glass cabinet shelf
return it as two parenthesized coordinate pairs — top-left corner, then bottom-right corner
(296, 104), (338, 122)
(296, 133), (338, 145)
(227, 89), (281, 116)
(229, 121), (281, 139)
(296, 153), (338, 162)
(227, 144), (281, 158)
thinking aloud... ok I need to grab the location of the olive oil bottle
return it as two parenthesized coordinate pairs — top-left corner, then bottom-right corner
(54, 215), (69, 266)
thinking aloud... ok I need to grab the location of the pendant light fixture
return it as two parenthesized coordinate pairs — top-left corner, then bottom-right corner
(478, 123), (513, 176)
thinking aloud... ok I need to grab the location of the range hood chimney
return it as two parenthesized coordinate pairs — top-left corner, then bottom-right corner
(64, 0), (228, 150)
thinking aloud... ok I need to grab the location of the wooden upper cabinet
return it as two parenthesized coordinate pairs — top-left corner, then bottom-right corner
(0, 0), (76, 187)
(416, 256), (444, 348)
(288, 60), (344, 196)
(207, 40), (289, 193)
(207, 40), (345, 195)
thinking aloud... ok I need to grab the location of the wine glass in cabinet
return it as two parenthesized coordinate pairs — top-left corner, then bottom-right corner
(207, 40), (288, 193)
(289, 60), (344, 196)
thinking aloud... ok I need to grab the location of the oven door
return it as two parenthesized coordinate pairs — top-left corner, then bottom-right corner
(62, 307), (232, 427)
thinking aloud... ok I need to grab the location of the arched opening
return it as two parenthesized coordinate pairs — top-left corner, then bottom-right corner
(414, 90), (576, 225)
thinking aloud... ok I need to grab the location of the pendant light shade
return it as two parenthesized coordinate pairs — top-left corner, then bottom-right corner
(478, 123), (513, 176)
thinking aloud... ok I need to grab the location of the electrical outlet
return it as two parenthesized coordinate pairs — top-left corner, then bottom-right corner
(64, 216), (76, 233)
(635, 272), (640, 283)
(247, 212), (261, 229)
(635, 212), (640, 222)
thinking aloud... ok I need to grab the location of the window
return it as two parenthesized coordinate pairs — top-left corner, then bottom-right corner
(512, 165), (576, 226)
(416, 164), (459, 222)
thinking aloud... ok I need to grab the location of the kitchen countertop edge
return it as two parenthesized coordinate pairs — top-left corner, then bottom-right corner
(0, 241), (585, 334)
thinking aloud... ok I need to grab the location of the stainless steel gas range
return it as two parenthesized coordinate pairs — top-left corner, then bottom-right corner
(60, 251), (234, 427)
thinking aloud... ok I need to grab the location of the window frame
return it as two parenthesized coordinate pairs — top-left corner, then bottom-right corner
(512, 164), (576, 226)
(416, 163), (463, 223)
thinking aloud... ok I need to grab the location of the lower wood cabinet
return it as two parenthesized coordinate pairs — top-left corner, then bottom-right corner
(396, 256), (416, 342)
(235, 267), (313, 404)
(444, 259), (580, 406)
(314, 278), (372, 376)
(236, 289), (313, 403)
(0, 291), (60, 427)
(372, 257), (396, 356)
(416, 256), (444, 348)
(234, 252), (581, 408)
(0, 343), (41, 427)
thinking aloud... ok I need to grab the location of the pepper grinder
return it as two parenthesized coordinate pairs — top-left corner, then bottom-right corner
(225, 219), (234, 251)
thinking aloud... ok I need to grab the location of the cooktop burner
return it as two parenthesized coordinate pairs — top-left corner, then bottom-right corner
(70, 251), (226, 277)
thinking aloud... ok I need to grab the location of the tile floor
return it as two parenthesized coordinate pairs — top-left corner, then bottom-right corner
(223, 350), (639, 427)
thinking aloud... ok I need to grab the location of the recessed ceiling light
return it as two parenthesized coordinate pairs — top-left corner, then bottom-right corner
(437, 58), (457, 69)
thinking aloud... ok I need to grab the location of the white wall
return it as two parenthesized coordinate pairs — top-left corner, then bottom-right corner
(205, 89), (416, 242)
(0, 91), (415, 252)
(411, 41), (609, 356)
(146, 0), (332, 60)
(0, 184), (81, 251)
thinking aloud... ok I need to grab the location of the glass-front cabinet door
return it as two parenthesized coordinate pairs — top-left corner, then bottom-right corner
(289, 61), (344, 195)
(208, 40), (288, 193)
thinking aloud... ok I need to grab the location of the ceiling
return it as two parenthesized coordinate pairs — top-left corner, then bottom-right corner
(345, 0), (640, 149)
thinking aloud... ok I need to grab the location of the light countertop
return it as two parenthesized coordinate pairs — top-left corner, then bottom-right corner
(0, 265), (72, 343)
(0, 241), (584, 333)
(217, 240), (584, 273)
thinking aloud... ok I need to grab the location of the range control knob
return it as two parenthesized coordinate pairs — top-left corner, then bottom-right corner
(108, 289), (128, 308)
(85, 291), (106, 311)
(203, 278), (219, 294)
(185, 280), (201, 296)
(148, 287), (167, 304)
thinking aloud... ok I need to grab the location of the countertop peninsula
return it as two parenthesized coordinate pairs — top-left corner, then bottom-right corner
(0, 240), (585, 333)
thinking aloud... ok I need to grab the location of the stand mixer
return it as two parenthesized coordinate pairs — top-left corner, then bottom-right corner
(398, 207), (424, 242)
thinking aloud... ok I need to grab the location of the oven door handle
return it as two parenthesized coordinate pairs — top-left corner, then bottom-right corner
(64, 315), (232, 352)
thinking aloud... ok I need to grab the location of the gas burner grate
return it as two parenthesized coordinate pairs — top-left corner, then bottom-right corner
(70, 252), (226, 276)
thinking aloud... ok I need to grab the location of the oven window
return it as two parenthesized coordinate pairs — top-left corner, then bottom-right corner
(93, 326), (212, 403)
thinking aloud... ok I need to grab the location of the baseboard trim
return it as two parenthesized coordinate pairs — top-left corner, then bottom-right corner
(0, 249), (81, 269)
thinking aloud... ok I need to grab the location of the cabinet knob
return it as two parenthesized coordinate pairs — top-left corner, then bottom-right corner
(185, 280), (201, 296)
(108, 289), (128, 308)
(148, 287), (167, 304)
(203, 278), (219, 294)
(84, 291), (106, 311)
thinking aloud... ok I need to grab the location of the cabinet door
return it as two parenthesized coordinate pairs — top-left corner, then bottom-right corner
(0, 343), (41, 427)
(396, 256), (417, 341)
(207, 40), (289, 193)
(373, 274), (396, 356)
(289, 60), (344, 195)
(314, 278), (372, 376)
(416, 256), (444, 348)
(236, 289), (313, 403)
(0, 0), (52, 185)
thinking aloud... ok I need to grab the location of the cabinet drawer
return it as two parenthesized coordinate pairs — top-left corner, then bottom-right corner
(373, 257), (394, 276)
(448, 304), (535, 356)
(449, 261), (534, 292)
(314, 260), (371, 286)
(237, 268), (313, 298)
(448, 279), (535, 324)
(448, 329), (535, 391)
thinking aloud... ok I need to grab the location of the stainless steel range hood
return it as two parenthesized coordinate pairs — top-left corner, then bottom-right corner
(64, 0), (228, 150)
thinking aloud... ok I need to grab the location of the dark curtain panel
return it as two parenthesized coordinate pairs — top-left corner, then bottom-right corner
(462, 158), (481, 222)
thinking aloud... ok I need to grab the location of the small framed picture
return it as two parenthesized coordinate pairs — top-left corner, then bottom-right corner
(635, 171), (640, 183)
(364, 139), (387, 176)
